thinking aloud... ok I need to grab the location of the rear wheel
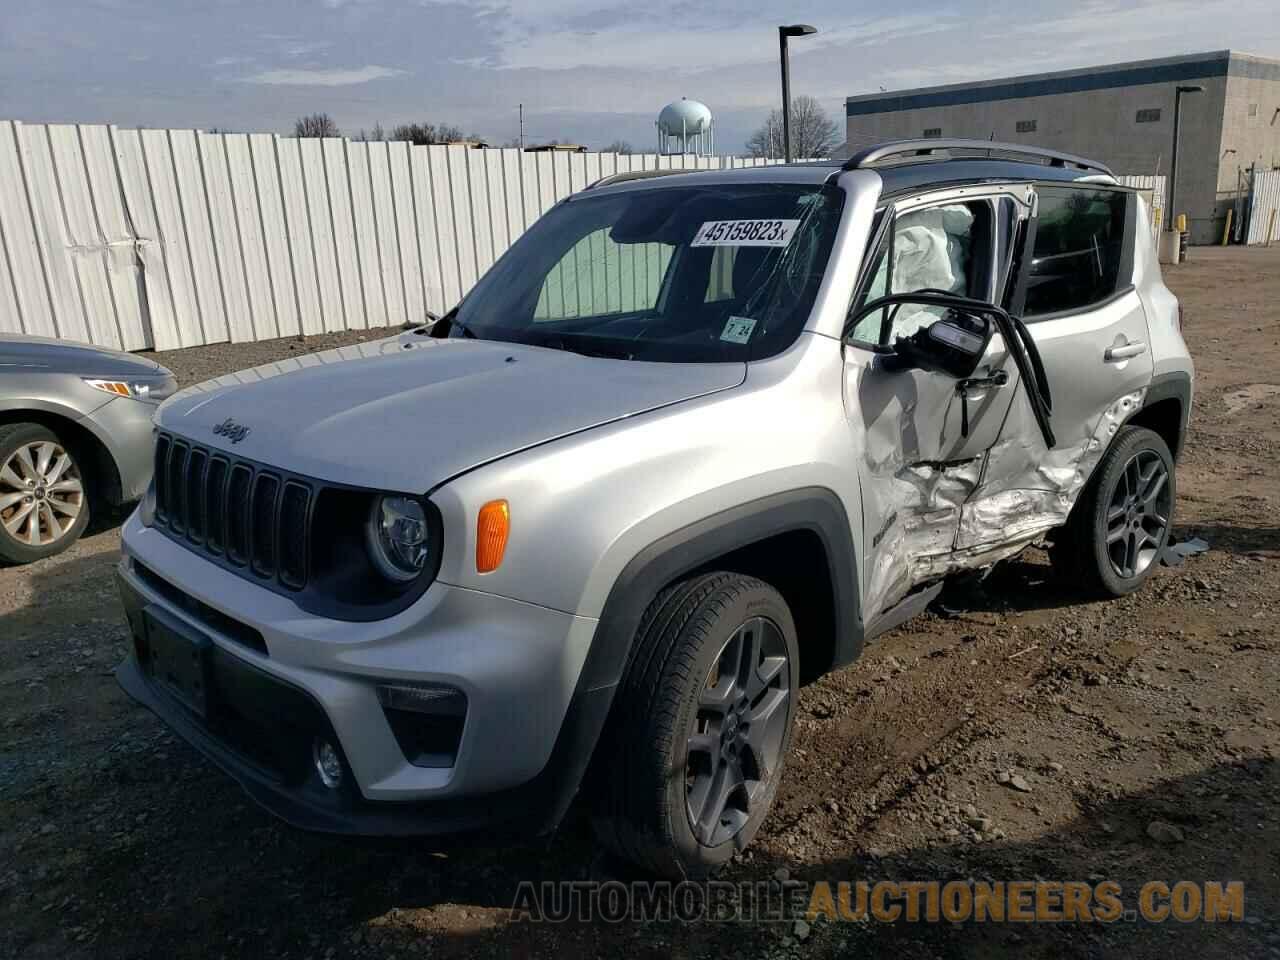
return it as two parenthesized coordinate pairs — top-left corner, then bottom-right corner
(0, 423), (90, 564)
(591, 572), (799, 878)
(1052, 425), (1174, 597)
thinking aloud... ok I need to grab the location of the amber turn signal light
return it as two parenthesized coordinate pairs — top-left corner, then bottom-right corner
(476, 500), (510, 573)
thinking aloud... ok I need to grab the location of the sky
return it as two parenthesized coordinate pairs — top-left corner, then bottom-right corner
(1, 0), (1277, 153)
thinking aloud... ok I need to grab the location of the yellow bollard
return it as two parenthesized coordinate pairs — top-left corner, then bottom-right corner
(1269, 209), (1278, 247)
(1221, 209), (1233, 246)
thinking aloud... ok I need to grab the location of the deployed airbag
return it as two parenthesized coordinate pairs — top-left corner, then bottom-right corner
(891, 205), (975, 336)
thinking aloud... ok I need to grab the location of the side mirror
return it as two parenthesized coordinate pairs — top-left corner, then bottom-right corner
(846, 292), (994, 379)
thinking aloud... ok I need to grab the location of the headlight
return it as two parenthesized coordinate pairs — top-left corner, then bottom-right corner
(365, 496), (431, 582)
(84, 374), (178, 404)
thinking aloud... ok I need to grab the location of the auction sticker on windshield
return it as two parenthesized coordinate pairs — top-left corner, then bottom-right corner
(692, 219), (799, 247)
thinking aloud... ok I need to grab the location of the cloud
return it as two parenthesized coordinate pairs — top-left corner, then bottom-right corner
(239, 65), (406, 86)
(280, 40), (334, 58)
(443, 4), (951, 76)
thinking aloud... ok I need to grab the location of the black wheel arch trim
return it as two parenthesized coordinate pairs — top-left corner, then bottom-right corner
(1142, 370), (1192, 460)
(581, 486), (862, 693)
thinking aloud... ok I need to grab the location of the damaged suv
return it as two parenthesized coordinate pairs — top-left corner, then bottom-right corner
(116, 140), (1192, 878)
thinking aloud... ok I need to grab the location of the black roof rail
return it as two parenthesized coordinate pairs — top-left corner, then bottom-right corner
(843, 139), (1113, 176)
(586, 167), (706, 190)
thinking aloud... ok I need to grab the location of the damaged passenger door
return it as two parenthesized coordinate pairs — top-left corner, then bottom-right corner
(842, 188), (1033, 624)
(954, 184), (1153, 552)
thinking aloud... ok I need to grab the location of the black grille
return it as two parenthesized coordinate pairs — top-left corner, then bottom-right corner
(225, 464), (252, 565)
(278, 483), (310, 589)
(205, 457), (227, 554)
(153, 433), (312, 590)
(166, 442), (188, 534)
(185, 448), (207, 543)
(250, 474), (280, 578)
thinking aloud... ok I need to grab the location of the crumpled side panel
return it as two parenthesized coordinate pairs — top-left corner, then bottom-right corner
(864, 386), (1148, 619)
(956, 387), (1147, 550)
(863, 458), (981, 622)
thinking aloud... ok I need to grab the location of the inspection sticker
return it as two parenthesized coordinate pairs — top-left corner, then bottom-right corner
(692, 219), (799, 247)
(720, 315), (758, 344)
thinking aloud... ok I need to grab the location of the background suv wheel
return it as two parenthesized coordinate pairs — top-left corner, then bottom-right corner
(0, 423), (91, 564)
(1052, 425), (1175, 597)
(591, 572), (799, 878)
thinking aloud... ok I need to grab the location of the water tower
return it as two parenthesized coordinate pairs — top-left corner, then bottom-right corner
(657, 97), (715, 155)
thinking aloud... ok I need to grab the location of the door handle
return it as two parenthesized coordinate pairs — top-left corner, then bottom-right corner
(957, 369), (1010, 392)
(1105, 341), (1147, 361)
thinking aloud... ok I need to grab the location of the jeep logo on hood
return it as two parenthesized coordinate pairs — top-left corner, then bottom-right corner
(213, 418), (250, 444)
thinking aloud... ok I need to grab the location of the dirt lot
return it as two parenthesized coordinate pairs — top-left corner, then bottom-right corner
(2, 248), (1279, 960)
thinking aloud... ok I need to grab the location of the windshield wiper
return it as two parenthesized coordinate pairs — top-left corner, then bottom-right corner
(527, 332), (635, 361)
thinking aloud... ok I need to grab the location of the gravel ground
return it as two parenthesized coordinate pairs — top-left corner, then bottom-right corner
(2, 251), (1278, 959)
(135, 325), (404, 384)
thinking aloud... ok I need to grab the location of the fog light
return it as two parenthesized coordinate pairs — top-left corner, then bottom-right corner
(312, 738), (343, 789)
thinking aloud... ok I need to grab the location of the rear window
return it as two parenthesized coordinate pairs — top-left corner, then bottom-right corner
(1024, 187), (1128, 317)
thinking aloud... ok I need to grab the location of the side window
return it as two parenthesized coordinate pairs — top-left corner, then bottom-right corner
(849, 200), (992, 345)
(1023, 187), (1127, 318)
(534, 229), (673, 321)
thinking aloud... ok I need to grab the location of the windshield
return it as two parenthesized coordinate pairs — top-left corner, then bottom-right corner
(451, 181), (845, 362)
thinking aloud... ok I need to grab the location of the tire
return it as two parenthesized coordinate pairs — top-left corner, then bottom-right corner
(591, 572), (799, 878)
(0, 422), (91, 564)
(1051, 425), (1174, 598)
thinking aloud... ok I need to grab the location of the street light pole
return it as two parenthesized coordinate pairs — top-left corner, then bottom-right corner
(1168, 84), (1203, 232)
(777, 24), (817, 162)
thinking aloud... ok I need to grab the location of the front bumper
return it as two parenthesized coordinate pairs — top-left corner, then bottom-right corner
(114, 512), (609, 836)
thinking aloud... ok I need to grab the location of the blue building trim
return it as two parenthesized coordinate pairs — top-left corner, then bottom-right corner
(845, 55), (1258, 117)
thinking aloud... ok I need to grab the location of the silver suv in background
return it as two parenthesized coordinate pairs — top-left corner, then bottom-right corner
(116, 140), (1193, 878)
(1, 335), (175, 563)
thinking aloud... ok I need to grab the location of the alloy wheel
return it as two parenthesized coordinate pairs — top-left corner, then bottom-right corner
(0, 441), (85, 547)
(1105, 449), (1171, 580)
(684, 616), (792, 847)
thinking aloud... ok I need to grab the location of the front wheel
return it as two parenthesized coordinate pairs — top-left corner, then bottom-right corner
(0, 423), (90, 564)
(591, 572), (799, 878)
(1052, 425), (1175, 597)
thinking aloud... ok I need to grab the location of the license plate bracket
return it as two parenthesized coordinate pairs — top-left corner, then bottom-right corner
(143, 606), (212, 718)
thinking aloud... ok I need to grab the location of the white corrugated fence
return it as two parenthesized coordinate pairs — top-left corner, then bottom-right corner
(0, 120), (1168, 353)
(1245, 169), (1280, 245)
(0, 121), (806, 352)
(1114, 174), (1166, 243)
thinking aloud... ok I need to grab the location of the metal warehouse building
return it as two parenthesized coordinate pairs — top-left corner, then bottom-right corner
(844, 51), (1280, 244)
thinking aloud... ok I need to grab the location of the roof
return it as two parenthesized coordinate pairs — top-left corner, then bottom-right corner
(583, 154), (1112, 201)
(872, 157), (1108, 197)
(846, 50), (1280, 117)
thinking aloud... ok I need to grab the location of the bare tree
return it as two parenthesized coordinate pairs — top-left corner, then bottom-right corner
(353, 123), (387, 142)
(294, 113), (339, 138)
(389, 122), (471, 145)
(437, 124), (468, 144)
(602, 139), (634, 154)
(745, 95), (839, 159)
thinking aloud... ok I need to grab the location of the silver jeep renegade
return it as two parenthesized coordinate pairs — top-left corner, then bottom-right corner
(116, 140), (1193, 877)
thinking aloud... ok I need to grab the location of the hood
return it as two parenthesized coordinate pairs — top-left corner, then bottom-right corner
(0, 333), (165, 378)
(158, 335), (745, 491)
